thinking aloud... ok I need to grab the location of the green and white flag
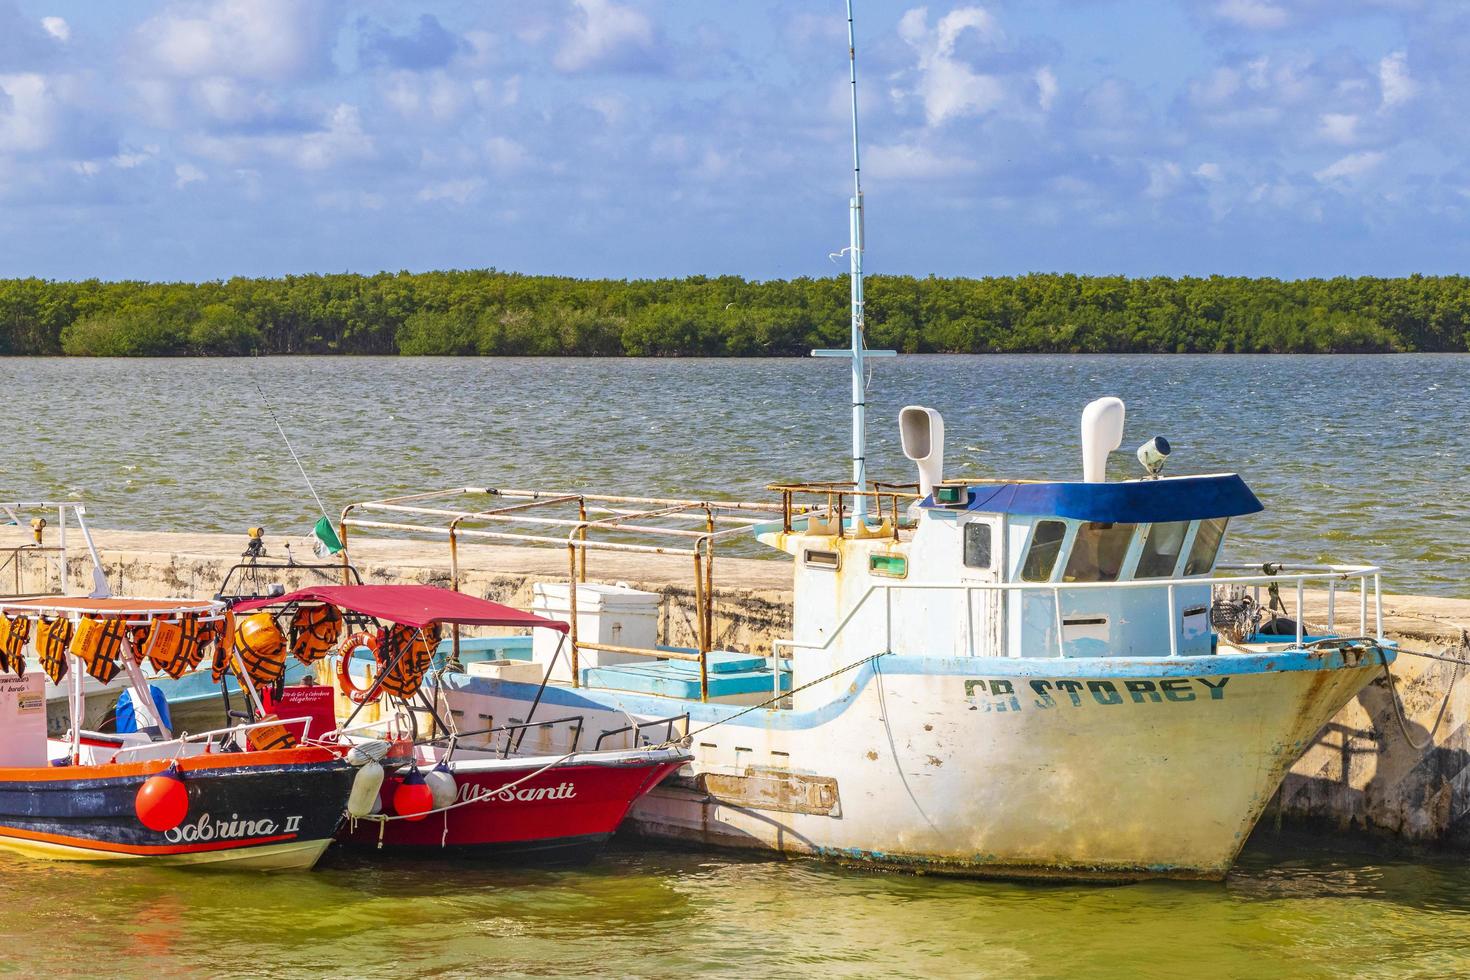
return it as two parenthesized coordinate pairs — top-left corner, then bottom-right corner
(310, 516), (343, 557)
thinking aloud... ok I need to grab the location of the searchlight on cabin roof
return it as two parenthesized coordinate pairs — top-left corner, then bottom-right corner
(1137, 436), (1172, 479)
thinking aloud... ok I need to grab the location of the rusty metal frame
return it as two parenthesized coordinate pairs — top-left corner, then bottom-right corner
(336, 487), (810, 703)
(768, 482), (921, 541)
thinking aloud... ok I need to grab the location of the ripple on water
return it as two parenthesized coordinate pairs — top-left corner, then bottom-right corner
(1, 354), (1467, 597)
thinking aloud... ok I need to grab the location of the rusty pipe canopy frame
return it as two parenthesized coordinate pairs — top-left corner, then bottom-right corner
(335, 486), (826, 701)
(767, 482), (922, 539)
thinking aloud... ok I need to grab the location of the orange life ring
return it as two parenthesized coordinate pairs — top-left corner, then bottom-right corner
(335, 631), (380, 704)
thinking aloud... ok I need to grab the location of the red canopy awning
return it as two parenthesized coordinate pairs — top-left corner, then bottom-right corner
(232, 584), (569, 632)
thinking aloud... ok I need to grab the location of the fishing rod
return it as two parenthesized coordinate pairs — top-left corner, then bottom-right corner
(253, 381), (341, 556)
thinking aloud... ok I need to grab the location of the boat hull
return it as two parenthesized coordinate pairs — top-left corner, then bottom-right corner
(0, 749), (356, 869)
(338, 751), (686, 855)
(429, 646), (1389, 880)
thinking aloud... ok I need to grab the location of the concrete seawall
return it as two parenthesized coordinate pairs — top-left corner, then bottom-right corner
(7, 526), (1470, 849)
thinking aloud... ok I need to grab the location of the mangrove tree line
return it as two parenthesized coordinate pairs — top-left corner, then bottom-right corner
(1, 271), (1467, 356)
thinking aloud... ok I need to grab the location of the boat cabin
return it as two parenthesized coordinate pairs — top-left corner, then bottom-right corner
(757, 472), (1263, 664)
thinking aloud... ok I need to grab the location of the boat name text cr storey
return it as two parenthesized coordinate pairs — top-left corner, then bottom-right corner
(965, 676), (1230, 712)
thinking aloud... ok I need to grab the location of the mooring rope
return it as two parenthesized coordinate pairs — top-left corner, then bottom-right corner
(650, 649), (891, 748)
(1377, 630), (1470, 752)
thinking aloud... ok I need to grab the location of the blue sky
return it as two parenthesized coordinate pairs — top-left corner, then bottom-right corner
(1, 0), (1465, 281)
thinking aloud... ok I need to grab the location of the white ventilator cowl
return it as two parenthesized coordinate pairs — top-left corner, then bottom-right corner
(1080, 397), (1126, 483)
(899, 406), (945, 498)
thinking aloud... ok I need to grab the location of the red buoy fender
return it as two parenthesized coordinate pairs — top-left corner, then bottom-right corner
(392, 766), (434, 822)
(135, 763), (189, 832)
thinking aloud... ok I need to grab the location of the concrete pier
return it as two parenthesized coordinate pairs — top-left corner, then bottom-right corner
(6, 526), (1470, 848)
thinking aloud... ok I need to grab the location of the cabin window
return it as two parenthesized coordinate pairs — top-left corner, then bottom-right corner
(870, 553), (908, 578)
(1184, 518), (1228, 576)
(1136, 521), (1188, 578)
(1063, 522), (1135, 583)
(963, 522), (992, 569)
(804, 549), (840, 570)
(1020, 521), (1067, 582)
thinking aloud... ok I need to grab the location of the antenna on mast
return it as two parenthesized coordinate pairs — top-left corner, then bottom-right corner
(812, 0), (895, 498)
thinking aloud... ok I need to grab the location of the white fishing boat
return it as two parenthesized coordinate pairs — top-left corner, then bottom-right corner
(311, 5), (1396, 880)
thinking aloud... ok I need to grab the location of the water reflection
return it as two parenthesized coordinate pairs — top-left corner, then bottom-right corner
(3, 833), (1470, 977)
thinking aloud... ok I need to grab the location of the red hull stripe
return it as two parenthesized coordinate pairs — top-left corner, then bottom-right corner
(0, 825), (297, 855)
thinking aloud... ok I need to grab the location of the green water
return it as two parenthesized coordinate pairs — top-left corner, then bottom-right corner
(3, 837), (1468, 978)
(4, 353), (1469, 594)
(4, 353), (1470, 974)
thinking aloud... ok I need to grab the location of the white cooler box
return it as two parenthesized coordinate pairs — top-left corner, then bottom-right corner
(531, 582), (660, 682)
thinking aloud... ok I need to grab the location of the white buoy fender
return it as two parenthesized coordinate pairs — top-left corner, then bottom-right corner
(347, 760), (384, 818)
(425, 762), (457, 810)
(346, 739), (390, 767)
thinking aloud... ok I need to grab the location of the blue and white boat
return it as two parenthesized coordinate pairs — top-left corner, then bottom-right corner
(322, 3), (1394, 880)
(333, 401), (1393, 880)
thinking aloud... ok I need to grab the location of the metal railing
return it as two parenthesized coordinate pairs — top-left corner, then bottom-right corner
(0, 501), (102, 599)
(773, 562), (1384, 663)
(594, 712), (689, 750)
(338, 487), (810, 701)
(94, 715), (315, 762)
(769, 481), (920, 541)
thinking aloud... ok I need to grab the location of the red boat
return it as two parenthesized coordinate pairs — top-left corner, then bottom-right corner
(339, 745), (687, 855)
(231, 583), (690, 857)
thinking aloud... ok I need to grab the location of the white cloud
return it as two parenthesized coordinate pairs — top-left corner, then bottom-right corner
(1378, 51), (1414, 108)
(553, 0), (659, 74)
(40, 17), (69, 42)
(112, 150), (152, 168)
(292, 104), (373, 170)
(417, 178), (484, 204)
(315, 188), (384, 211)
(897, 6), (1007, 127)
(0, 74), (59, 153)
(485, 136), (529, 172)
(135, 0), (335, 81)
(174, 161), (205, 187)
(1318, 112), (1359, 144)
(1194, 162), (1223, 181)
(1035, 67), (1058, 113)
(191, 103), (374, 170)
(1314, 150), (1385, 183)
(381, 70), (468, 122)
(1145, 160), (1186, 199)
(1212, 0), (1289, 30)
(867, 142), (978, 180)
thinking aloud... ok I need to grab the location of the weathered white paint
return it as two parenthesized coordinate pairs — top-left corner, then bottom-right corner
(439, 649), (1380, 879)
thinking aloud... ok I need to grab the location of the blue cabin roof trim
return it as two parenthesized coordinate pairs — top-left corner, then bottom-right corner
(925, 474), (1263, 524)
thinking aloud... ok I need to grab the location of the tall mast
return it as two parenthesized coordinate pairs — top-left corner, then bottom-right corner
(813, 0), (894, 493)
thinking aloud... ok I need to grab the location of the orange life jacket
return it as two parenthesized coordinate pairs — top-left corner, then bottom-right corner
(70, 616), (126, 684)
(290, 604), (343, 665)
(125, 624), (151, 665)
(208, 611), (237, 684)
(0, 615), (31, 678)
(374, 623), (441, 701)
(142, 616), (207, 679)
(233, 612), (286, 686)
(245, 714), (299, 752)
(36, 616), (72, 684)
